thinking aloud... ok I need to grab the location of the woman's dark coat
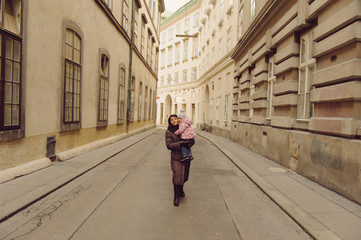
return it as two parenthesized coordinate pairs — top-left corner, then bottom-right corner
(165, 130), (194, 185)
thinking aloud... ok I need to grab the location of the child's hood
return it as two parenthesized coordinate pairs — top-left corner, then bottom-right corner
(182, 117), (192, 125)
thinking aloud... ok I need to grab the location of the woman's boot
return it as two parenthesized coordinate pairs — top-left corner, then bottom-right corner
(180, 185), (185, 198)
(173, 185), (180, 206)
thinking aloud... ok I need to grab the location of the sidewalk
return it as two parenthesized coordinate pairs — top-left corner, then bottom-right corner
(196, 130), (361, 240)
(0, 128), (360, 240)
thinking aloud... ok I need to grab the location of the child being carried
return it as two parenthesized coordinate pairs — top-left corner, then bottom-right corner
(175, 110), (196, 162)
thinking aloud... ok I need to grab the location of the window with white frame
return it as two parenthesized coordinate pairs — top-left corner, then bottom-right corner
(249, 72), (254, 118)
(122, 0), (129, 34)
(220, 0), (224, 16)
(174, 72), (179, 84)
(182, 69), (187, 83)
(183, 39), (189, 60)
(193, 13), (199, 27)
(144, 86), (148, 119)
(160, 75), (164, 87)
(238, 7), (243, 39)
(297, 31), (315, 120)
(266, 56), (275, 119)
(103, 0), (113, 10)
(138, 81), (143, 120)
(168, 28), (173, 41)
(216, 97), (221, 121)
(167, 74), (171, 85)
(218, 38), (222, 60)
(175, 43), (180, 63)
(184, 18), (190, 33)
(161, 32), (166, 43)
(191, 67), (197, 81)
(160, 49), (165, 67)
(130, 77), (135, 121)
(167, 46), (173, 66)
(192, 37), (198, 57)
(227, 27), (232, 52)
(251, 0), (256, 20)
(141, 19), (145, 55)
(176, 23), (182, 34)
(224, 94), (229, 122)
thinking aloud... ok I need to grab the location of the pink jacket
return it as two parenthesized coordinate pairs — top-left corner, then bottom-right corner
(174, 117), (197, 139)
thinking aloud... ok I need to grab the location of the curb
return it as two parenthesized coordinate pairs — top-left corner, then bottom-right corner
(0, 158), (52, 184)
(197, 131), (341, 240)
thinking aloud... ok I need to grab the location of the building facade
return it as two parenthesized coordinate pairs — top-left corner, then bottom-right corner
(158, 0), (361, 204)
(0, 0), (164, 171)
(156, 0), (237, 138)
(231, 0), (361, 204)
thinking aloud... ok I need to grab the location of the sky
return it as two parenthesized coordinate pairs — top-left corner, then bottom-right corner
(164, 0), (190, 12)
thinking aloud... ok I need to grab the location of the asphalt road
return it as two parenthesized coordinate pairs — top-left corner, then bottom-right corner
(1, 130), (312, 240)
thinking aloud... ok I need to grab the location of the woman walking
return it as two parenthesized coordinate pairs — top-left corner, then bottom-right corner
(165, 114), (195, 206)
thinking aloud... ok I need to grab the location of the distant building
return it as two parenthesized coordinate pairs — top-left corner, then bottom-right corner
(158, 0), (361, 204)
(0, 0), (165, 171)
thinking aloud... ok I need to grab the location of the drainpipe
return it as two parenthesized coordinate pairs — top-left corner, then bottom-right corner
(126, 0), (135, 133)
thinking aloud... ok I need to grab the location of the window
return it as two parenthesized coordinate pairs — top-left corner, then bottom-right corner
(133, 7), (139, 48)
(130, 76), (135, 122)
(183, 39), (189, 60)
(168, 28), (173, 41)
(218, 38), (222, 59)
(249, 72), (254, 118)
(184, 18), (190, 33)
(224, 94), (229, 122)
(144, 86), (148, 119)
(103, 0), (112, 10)
(267, 57), (275, 119)
(1, 0), (23, 134)
(216, 97), (221, 121)
(122, 0), (130, 34)
(118, 65), (126, 124)
(98, 53), (109, 125)
(160, 49), (165, 67)
(191, 67), (197, 81)
(297, 31), (315, 120)
(160, 75), (164, 87)
(147, 31), (151, 63)
(167, 46), (172, 66)
(250, 0), (256, 20)
(161, 32), (166, 43)
(220, 0), (224, 16)
(174, 72), (179, 84)
(238, 7), (243, 39)
(149, 89), (152, 119)
(138, 82), (142, 120)
(176, 23), (182, 34)
(175, 43), (180, 63)
(227, 27), (232, 52)
(193, 13), (199, 27)
(192, 37), (198, 57)
(64, 29), (81, 124)
(167, 74), (171, 85)
(182, 69), (187, 83)
(141, 19), (146, 55)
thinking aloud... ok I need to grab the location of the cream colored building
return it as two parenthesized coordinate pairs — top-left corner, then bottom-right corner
(158, 0), (361, 204)
(0, 0), (164, 171)
(157, 0), (237, 138)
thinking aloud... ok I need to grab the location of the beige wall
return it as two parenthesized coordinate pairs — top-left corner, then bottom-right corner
(231, 0), (361, 203)
(0, 0), (164, 170)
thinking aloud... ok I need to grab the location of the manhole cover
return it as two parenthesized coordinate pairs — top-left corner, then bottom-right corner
(267, 167), (288, 173)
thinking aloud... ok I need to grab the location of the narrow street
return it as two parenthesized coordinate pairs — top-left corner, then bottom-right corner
(0, 129), (312, 240)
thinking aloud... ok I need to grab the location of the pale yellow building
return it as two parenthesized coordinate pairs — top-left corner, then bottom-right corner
(0, 0), (164, 172)
(157, 0), (237, 138)
(158, 0), (361, 204)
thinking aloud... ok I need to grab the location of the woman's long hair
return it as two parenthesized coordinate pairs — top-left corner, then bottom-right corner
(167, 114), (179, 132)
